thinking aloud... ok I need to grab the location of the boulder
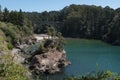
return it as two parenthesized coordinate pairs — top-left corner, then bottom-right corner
(29, 49), (70, 74)
(11, 48), (25, 63)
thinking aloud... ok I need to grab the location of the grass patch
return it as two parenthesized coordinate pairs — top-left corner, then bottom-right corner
(0, 54), (30, 80)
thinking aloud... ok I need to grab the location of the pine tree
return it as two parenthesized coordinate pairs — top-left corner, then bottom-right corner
(18, 9), (25, 26)
(3, 7), (9, 22)
(0, 5), (3, 21)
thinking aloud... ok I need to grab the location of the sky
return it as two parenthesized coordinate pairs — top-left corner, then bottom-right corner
(0, 0), (120, 12)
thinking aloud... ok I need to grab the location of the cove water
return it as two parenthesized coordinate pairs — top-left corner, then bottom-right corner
(41, 38), (120, 80)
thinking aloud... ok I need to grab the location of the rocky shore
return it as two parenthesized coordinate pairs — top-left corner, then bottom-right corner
(29, 49), (70, 74)
(11, 35), (71, 75)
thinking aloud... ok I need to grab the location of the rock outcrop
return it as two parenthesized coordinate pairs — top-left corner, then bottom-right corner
(11, 48), (25, 63)
(28, 49), (71, 74)
(11, 35), (71, 75)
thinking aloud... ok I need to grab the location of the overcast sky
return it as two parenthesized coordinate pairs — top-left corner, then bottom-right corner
(0, 0), (120, 12)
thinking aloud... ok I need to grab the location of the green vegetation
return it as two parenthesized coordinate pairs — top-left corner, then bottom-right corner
(0, 54), (30, 80)
(0, 29), (8, 51)
(35, 26), (65, 55)
(0, 29), (30, 80)
(7, 43), (14, 50)
(0, 6), (33, 37)
(65, 70), (120, 80)
(0, 4), (120, 80)
(44, 26), (65, 51)
(0, 6), (32, 80)
(26, 4), (120, 45)
(0, 22), (32, 46)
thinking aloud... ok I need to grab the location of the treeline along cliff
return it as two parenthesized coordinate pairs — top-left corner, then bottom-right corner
(25, 4), (120, 45)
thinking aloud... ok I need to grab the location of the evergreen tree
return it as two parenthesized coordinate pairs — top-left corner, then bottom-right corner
(18, 9), (25, 26)
(3, 7), (9, 22)
(0, 5), (3, 21)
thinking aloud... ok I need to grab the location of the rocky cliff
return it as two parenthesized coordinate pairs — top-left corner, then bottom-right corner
(28, 49), (70, 74)
(12, 37), (71, 75)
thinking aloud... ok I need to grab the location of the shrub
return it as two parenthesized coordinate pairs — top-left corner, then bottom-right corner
(44, 39), (54, 48)
(7, 43), (13, 50)
(39, 44), (48, 53)
(0, 54), (30, 80)
(0, 30), (8, 51)
(0, 25), (18, 44)
(65, 70), (120, 80)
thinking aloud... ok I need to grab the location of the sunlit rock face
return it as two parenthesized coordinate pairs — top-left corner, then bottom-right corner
(29, 49), (71, 74)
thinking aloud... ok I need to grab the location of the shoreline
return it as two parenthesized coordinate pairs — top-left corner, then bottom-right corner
(65, 37), (120, 46)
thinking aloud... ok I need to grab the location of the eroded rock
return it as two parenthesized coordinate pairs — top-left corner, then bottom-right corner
(29, 49), (70, 74)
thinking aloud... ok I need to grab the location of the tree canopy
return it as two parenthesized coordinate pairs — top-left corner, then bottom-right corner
(25, 4), (120, 45)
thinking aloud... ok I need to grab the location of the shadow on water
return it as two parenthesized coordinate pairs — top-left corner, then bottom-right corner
(38, 68), (67, 80)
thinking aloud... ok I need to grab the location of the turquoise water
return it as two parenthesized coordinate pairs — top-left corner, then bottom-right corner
(65, 39), (120, 75)
(42, 39), (120, 80)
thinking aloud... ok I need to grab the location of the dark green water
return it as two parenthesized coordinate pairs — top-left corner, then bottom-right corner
(42, 39), (120, 80)
(64, 39), (120, 75)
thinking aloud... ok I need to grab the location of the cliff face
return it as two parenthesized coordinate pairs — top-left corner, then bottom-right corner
(28, 49), (71, 74)
(23, 34), (71, 74)
(12, 36), (71, 75)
